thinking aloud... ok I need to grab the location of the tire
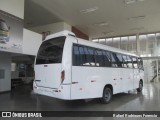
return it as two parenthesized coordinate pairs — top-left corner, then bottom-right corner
(100, 87), (112, 104)
(137, 81), (143, 92)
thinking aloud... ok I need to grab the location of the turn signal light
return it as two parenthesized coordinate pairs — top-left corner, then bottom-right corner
(61, 70), (65, 83)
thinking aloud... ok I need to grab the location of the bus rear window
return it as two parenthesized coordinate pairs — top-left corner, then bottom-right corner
(36, 36), (66, 64)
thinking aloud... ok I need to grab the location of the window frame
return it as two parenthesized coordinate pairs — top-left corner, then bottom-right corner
(72, 43), (140, 69)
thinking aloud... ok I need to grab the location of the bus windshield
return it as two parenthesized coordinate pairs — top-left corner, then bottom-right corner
(36, 36), (66, 64)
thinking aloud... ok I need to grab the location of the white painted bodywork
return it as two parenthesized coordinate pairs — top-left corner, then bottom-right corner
(34, 31), (144, 100)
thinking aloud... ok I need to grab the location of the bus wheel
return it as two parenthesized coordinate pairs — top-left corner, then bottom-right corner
(100, 87), (112, 104)
(137, 81), (143, 92)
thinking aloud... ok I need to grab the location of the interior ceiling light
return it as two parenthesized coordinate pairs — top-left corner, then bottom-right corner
(124, 0), (145, 4)
(125, 0), (136, 4)
(137, 0), (145, 2)
(128, 16), (146, 21)
(130, 27), (144, 31)
(80, 7), (98, 14)
(94, 22), (109, 27)
(103, 31), (114, 35)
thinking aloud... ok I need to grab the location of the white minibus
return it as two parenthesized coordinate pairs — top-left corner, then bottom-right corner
(33, 30), (144, 104)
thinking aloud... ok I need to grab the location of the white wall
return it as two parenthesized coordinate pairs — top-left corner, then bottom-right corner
(0, 52), (11, 92)
(23, 29), (42, 56)
(30, 22), (71, 34)
(0, 0), (24, 19)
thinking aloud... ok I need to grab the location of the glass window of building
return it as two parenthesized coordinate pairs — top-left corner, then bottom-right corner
(156, 33), (160, 56)
(106, 38), (113, 47)
(121, 37), (128, 51)
(147, 34), (156, 57)
(128, 36), (137, 53)
(99, 39), (106, 45)
(139, 35), (147, 57)
(113, 37), (120, 48)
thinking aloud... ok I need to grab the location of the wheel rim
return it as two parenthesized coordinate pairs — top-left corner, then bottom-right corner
(104, 90), (111, 102)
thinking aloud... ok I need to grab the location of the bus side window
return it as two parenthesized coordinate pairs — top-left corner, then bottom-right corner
(122, 55), (128, 68)
(95, 50), (105, 67)
(127, 56), (133, 68)
(79, 46), (86, 66)
(73, 45), (80, 66)
(83, 47), (91, 66)
(115, 53), (123, 67)
(102, 51), (111, 67)
(111, 53), (118, 67)
(132, 57), (138, 69)
(87, 47), (96, 66)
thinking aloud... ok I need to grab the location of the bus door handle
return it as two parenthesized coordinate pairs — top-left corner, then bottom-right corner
(72, 82), (79, 84)
(113, 78), (116, 80)
(120, 78), (122, 80)
(91, 80), (96, 82)
(35, 80), (41, 82)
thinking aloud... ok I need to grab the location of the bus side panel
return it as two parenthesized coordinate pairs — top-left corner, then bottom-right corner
(71, 67), (123, 100)
(121, 68), (134, 92)
(71, 66), (104, 99)
(133, 69), (141, 89)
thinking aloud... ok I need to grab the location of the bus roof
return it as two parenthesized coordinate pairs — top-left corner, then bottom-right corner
(45, 30), (75, 40)
(45, 30), (138, 57)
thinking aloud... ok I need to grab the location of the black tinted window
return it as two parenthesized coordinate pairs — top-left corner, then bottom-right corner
(79, 46), (86, 65)
(111, 53), (118, 67)
(116, 54), (123, 67)
(36, 36), (66, 64)
(72, 44), (137, 69)
(87, 47), (96, 66)
(122, 55), (128, 68)
(102, 51), (112, 67)
(73, 45), (96, 66)
(95, 50), (104, 67)
(127, 56), (133, 68)
(73, 45), (80, 66)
